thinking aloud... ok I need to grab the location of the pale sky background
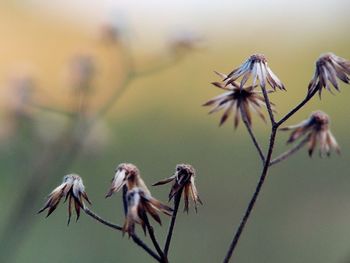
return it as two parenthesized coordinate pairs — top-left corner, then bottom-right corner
(22, 0), (349, 43)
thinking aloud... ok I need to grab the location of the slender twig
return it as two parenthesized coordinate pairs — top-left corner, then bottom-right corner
(276, 89), (318, 127)
(164, 188), (183, 256)
(143, 214), (168, 263)
(83, 207), (161, 262)
(239, 105), (265, 163)
(270, 136), (310, 166)
(223, 127), (277, 263)
(260, 86), (276, 125)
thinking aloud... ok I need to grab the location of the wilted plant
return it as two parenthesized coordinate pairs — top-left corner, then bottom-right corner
(39, 163), (200, 263)
(203, 52), (349, 263)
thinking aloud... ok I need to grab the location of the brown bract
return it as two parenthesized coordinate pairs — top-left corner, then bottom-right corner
(153, 164), (202, 213)
(38, 174), (91, 224)
(203, 71), (273, 128)
(105, 163), (150, 198)
(281, 111), (340, 156)
(308, 53), (350, 96)
(224, 54), (285, 90)
(123, 187), (173, 236)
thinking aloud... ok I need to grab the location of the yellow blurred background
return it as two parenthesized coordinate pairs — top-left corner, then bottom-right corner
(0, 1), (349, 262)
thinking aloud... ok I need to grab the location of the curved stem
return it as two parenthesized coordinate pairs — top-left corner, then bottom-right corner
(83, 207), (161, 262)
(276, 89), (317, 127)
(223, 127), (277, 263)
(164, 188), (183, 256)
(239, 105), (265, 164)
(269, 136), (309, 166)
(143, 214), (168, 263)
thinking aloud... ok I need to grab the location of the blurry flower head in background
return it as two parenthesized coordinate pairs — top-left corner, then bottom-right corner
(225, 54), (285, 91)
(281, 111), (340, 157)
(308, 52), (350, 96)
(168, 30), (202, 55)
(105, 163), (150, 198)
(123, 187), (173, 236)
(203, 71), (273, 128)
(153, 164), (202, 213)
(39, 174), (91, 224)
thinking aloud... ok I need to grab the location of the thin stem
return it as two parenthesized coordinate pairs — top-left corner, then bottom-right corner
(164, 188), (183, 256)
(143, 214), (168, 263)
(239, 105), (265, 164)
(223, 127), (277, 263)
(269, 136), (310, 166)
(83, 207), (161, 262)
(276, 89), (318, 127)
(260, 86), (276, 125)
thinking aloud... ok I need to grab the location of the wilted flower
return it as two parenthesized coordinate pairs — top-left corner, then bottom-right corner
(308, 53), (350, 96)
(99, 23), (121, 43)
(105, 163), (150, 198)
(69, 54), (95, 92)
(39, 174), (91, 224)
(123, 187), (173, 236)
(153, 164), (202, 213)
(203, 71), (273, 128)
(224, 54), (285, 90)
(281, 111), (340, 156)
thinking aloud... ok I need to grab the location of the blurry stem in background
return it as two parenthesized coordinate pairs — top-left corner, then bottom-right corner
(223, 90), (317, 263)
(163, 188), (183, 257)
(0, 38), (187, 263)
(83, 207), (162, 262)
(239, 105), (265, 164)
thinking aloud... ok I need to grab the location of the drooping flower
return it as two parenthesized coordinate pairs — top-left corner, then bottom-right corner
(123, 187), (173, 236)
(308, 52), (350, 96)
(153, 164), (202, 213)
(224, 54), (285, 90)
(203, 71), (273, 128)
(281, 111), (340, 156)
(38, 174), (91, 224)
(105, 163), (150, 197)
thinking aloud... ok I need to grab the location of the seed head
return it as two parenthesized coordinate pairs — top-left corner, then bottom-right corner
(123, 187), (173, 236)
(308, 52), (350, 97)
(224, 54), (285, 90)
(281, 111), (340, 157)
(203, 71), (274, 128)
(38, 174), (91, 224)
(153, 164), (202, 213)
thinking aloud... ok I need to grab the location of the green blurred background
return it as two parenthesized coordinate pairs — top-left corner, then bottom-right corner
(0, 1), (349, 262)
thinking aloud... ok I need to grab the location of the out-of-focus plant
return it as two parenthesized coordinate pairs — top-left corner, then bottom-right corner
(0, 23), (197, 262)
(203, 52), (349, 262)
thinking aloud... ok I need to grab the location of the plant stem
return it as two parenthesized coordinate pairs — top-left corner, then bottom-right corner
(276, 89), (317, 127)
(260, 86), (276, 125)
(164, 188), (183, 256)
(83, 207), (161, 262)
(239, 105), (265, 164)
(223, 127), (277, 263)
(269, 136), (309, 166)
(143, 214), (168, 263)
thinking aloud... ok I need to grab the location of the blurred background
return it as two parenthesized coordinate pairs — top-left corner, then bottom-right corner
(0, 0), (349, 262)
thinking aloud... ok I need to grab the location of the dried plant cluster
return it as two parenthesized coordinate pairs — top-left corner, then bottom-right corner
(36, 50), (350, 263)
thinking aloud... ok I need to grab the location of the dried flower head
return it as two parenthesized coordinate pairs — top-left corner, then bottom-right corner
(106, 163), (150, 198)
(308, 53), (350, 96)
(123, 187), (173, 236)
(39, 174), (91, 224)
(169, 31), (201, 55)
(203, 71), (273, 128)
(153, 164), (202, 213)
(224, 54), (285, 90)
(281, 111), (340, 156)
